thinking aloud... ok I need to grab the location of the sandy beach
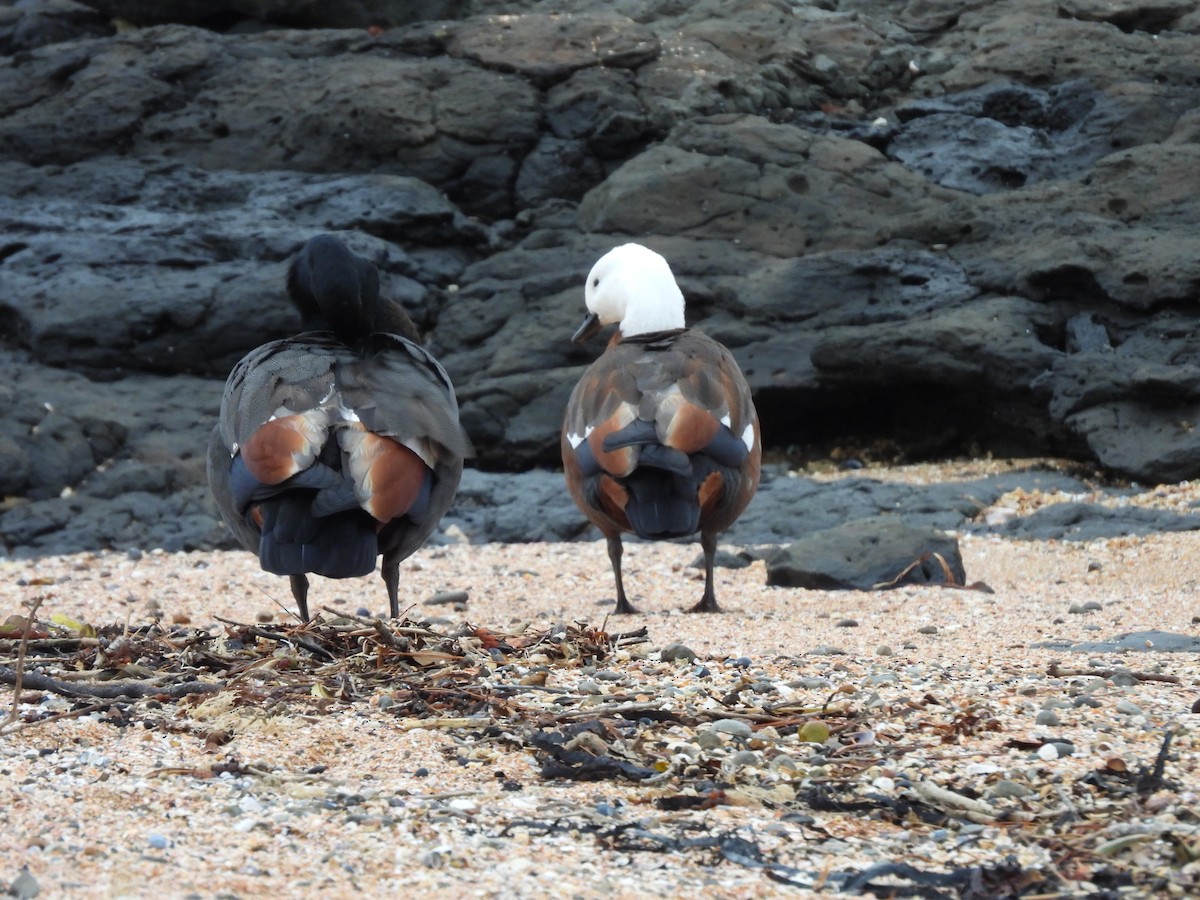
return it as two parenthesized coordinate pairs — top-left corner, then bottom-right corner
(2, 463), (1199, 898)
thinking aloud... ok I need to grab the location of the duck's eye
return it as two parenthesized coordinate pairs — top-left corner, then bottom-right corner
(592, 277), (599, 287)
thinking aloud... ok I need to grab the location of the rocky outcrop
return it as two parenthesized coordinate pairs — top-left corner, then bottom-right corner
(3, 0), (1200, 555)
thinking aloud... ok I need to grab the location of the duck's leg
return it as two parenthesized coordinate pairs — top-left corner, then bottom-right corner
(289, 574), (311, 621)
(381, 559), (400, 619)
(607, 534), (638, 614)
(688, 532), (722, 613)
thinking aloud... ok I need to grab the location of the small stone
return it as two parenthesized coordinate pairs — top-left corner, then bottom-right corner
(10, 868), (40, 900)
(797, 721), (831, 744)
(1068, 603), (1086, 614)
(1083, 600), (1102, 611)
(661, 643), (697, 663)
(789, 676), (832, 690)
(425, 590), (469, 607)
(916, 625), (938, 635)
(729, 750), (760, 767)
(147, 833), (169, 850)
(876, 645), (895, 656)
(1115, 699), (1143, 716)
(414, 767), (430, 778)
(807, 646), (847, 656)
(731, 656), (752, 668)
(695, 729), (725, 750)
(1035, 710), (1062, 726)
(1037, 743), (1059, 761)
(255, 611), (273, 623)
(711, 718), (752, 739)
(1051, 741), (1076, 757)
(987, 779), (1033, 800)
(1109, 671), (1138, 688)
(835, 618), (859, 628)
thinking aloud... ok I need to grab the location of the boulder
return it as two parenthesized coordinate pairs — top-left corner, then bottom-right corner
(765, 519), (967, 591)
(2, 0), (1200, 556)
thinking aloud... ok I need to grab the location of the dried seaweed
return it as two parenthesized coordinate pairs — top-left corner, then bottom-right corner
(2, 606), (1195, 896)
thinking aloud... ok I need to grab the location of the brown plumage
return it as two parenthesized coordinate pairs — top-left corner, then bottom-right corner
(562, 244), (761, 613)
(207, 234), (472, 620)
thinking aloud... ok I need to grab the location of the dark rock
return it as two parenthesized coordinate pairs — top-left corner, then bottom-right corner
(888, 82), (1152, 194)
(75, 0), (478, 30)
(0, 0), (112, 53)
(1, 0), (1200, 557)
(998, 501), (1200, 541)
(765, 518), (966, 591)
(1031, 630), (1200, 653)
(660, 643), (697, 664)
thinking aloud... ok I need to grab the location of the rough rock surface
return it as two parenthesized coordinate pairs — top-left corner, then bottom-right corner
(3, 0), (1200, 556)
(763, 518), (967, 591)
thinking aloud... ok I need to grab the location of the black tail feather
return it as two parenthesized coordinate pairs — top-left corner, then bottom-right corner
(258, 500), (377, 579)
(623, 469), (700, 538)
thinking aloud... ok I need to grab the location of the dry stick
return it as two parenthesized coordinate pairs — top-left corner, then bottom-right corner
(1046, 662), (1180, 685)
(0, 667), (221, 700)
(214, 616), (333, 661)
(1, 595), (45, 733)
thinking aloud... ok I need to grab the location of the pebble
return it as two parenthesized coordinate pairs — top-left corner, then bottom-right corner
(1109, 671), (1138, 688)
(9, 869), (39, 900)
(711, 718), (752, 739)
(916, 625), (938, 635)
(1115, 699), (1143, 716)
(730, 656), (752, 669)
(1035, 710), (1062, 726)
(876, 645), (895, 656)
(797, 721), (831, 744)
(147, 833), (169, 850)
(729, 750), (760, 768)
(987, 779), (1033, 800)
(789, 676), (832, 690)
(835, 618), (859, 628)
(808, 646), (847, 656)
(425, 590), (469, 607)
(1037, 743), (1060, 761)
(660, 643), (697, 663)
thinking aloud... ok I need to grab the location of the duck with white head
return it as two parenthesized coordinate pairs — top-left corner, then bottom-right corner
(562, 243), (761, 613)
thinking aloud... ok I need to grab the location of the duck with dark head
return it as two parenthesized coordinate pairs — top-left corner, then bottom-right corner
(207, 234), (472, 620)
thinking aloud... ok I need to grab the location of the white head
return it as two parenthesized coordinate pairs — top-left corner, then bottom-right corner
(583, 243), (686, 338)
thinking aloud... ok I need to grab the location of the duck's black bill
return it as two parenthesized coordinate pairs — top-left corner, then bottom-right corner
(571, 312), (603, 344)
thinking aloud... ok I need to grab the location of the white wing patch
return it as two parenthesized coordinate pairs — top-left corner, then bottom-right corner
(566, 425), (595, 450)
(720, 414), (732, 428)
(741, 423), (755, 452)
